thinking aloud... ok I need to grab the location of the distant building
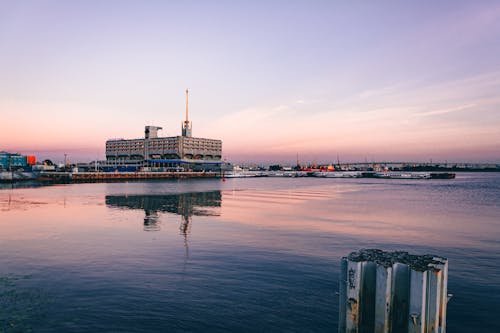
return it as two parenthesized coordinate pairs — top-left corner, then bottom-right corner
(0, 151), (36, 170)
(105, 90), (222, 171)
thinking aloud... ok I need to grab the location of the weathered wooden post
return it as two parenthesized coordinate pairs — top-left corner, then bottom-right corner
(339, 249), (449, 333)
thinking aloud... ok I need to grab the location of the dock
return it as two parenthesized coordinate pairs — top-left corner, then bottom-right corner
(38, 171), (219, 183)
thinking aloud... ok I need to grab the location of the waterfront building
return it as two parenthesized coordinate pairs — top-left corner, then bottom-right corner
(0, 151), (36, 170)
(105, 90), (222, 171)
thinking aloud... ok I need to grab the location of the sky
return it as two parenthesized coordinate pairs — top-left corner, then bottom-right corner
(1, 0), (499, 164)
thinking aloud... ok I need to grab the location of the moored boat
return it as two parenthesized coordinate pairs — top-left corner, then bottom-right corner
(361, 172), (431, 179)
(0, 170), (39, 182)
(313, 171), (360, 178)
(430, 173), (456, 179)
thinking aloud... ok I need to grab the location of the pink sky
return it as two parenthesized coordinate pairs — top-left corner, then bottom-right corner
(1, 1), (499, 163)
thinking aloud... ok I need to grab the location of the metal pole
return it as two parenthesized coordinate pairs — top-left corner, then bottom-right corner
(186, 88), (189, 122)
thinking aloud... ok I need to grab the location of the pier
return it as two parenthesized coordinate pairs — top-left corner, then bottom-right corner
(38, 171), (219, 183)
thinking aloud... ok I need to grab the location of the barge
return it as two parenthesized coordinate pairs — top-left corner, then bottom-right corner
(38, 171), (219, 183)
(360, 172), (456, 179)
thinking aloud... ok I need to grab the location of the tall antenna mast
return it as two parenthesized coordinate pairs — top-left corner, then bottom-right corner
(182, 88), (192, 137)
(185, 88), (189, 122)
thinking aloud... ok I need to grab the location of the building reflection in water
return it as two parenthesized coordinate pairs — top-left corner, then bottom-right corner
(105, 191), (222, 234)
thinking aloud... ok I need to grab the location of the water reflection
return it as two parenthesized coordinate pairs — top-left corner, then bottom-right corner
(105, 191), (222, 233)
(0, 180), (51, 190)
(1, 176), (499, 332)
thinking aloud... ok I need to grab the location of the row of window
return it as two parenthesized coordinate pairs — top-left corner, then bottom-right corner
(183, 142), (221, 146)
(106, 140), (221, 152)
(107, 144), (179, 149)
(148, 144), (179, 149)
(185, 149), (222, 153)
(183, 144), (221, 148)
(183, 139), (221, 145)
(107, 145), (221, 151)
(106, 144), (144, 147)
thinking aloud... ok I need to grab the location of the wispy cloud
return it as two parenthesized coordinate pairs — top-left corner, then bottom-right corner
(358, 85), (399, 99)
(413, 103), (476, 117)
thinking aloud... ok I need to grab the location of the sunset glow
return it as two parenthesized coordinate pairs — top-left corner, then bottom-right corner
(1, 1), (499, 163)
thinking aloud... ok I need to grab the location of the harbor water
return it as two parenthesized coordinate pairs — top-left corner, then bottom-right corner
(0, 173), (499, 332)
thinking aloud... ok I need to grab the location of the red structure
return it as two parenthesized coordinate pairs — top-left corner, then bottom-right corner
(26, 155), (36, 165)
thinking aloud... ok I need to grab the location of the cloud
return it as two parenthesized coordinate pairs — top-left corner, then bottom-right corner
(413, 103), (476, 117)
(358, 85), (399, 99)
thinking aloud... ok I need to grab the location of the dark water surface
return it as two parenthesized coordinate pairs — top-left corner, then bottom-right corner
(0, 173), (499, 332)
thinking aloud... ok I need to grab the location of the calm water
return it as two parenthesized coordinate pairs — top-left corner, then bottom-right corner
(0, 173), (499, 332)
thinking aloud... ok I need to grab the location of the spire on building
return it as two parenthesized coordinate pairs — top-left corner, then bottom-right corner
(182, 88), (192, 137)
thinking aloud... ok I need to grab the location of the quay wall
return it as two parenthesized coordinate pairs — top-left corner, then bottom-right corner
(38, 171), (219, 183)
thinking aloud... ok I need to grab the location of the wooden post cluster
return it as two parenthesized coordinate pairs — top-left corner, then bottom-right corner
(339, 249), (449, 333)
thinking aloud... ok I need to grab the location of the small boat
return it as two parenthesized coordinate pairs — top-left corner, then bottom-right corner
(313, 172), (360, 178)
(223, 171), (267, 178)
(430, 173), (456, 179)
(0, 171), (12, 181)
(375, 172), (430, 179)
(222, 172), (253, 178)
(361, 172), (430, 179)
(0, 171), (39, 182)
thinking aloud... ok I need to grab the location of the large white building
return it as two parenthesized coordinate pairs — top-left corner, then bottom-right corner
(105, 91), (222, 170)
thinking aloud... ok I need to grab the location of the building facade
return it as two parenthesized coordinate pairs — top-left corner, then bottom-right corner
(105, 132), (222, 167)
(105, 92), (222, 170)
(0, 152), (36, 170)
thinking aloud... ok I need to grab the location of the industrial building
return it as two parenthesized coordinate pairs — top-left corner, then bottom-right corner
(0, 151), (36, 171)
(105, 90), (222, 171)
